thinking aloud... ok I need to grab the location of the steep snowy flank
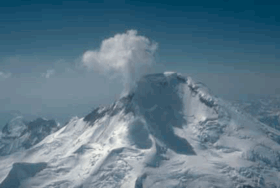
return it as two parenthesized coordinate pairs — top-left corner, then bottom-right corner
(0, 72), (280, 188)
(0, 117), (60, 156)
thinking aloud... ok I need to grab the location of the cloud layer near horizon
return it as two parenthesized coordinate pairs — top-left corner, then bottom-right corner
(82, 30), (158, 94)
(0, 71), (11, 79)
(41, 69), (55, 78)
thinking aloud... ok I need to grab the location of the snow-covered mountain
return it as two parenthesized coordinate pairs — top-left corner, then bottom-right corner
(231, 96), (280, 131)
(0, 72), (280, 188)
(0, 117), (60, 156)
(0, 111), (22, 131)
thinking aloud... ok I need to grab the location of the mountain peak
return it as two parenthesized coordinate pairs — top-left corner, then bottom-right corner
(1, 72), (280, 187)
(132, 72), (217, 117)
(1, 116), (25, 137)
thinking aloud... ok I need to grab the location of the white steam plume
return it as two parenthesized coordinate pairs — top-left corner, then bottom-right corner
(82, 30), (158, 94)
(41, 69), (55, 78)
(0, 71), (11, 79)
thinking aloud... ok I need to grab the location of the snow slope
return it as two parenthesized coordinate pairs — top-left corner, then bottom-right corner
(0, 72), (280, 188)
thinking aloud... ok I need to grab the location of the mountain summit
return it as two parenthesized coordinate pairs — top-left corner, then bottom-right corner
(0, 72), (280, 188)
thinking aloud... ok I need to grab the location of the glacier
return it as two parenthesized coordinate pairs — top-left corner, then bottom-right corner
(0, 72), (279, 188)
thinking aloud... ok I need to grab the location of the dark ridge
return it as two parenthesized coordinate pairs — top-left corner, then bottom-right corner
(119, 93), (134, 104)
(84, 93), (135, 124)
(176, 74), (187, 82)
(241, 185), (254, 188)
(74, 144), (92, 154)
(120, 93), (135, 115)
(134, 173), (147, 188)
(188, 85), (198, 95)
(270, 132), (280, 145)
(1, 123), (10, 134)
(198, 95), (216, 108)
(259, 115), (280, 131)
(83, 107), (111, 123)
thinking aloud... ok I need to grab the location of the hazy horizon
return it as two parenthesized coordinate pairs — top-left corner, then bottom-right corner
(1, 0), (279, 124)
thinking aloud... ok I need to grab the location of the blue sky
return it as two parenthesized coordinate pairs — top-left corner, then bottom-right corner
(0, 0), (280, 124)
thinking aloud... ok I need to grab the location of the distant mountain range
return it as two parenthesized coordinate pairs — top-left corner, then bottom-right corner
(231, 95), (280, 131)
(0, 117), (60, 156)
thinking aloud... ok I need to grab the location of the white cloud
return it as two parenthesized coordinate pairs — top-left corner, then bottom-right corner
(0, 71), (11, 79)
(82, 30), (158, 94)
(42, 69), (55, 78)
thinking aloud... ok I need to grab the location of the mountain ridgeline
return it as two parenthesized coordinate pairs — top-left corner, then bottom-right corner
(0, 72), (279, 188)
(0, 117), (60, 156)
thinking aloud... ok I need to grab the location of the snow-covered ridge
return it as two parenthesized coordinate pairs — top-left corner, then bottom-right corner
(0, 72), (280, 188)
(232, 96), (280, 131)
(0, 117), (60, 156)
